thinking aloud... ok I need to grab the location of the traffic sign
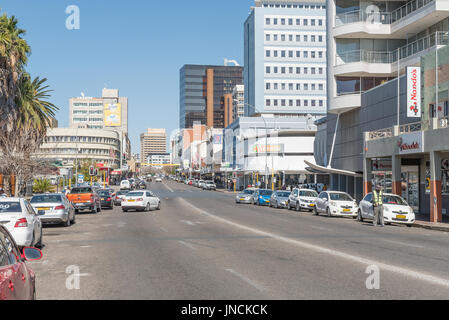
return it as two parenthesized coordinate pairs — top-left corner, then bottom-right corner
(77, 174), (84, 184)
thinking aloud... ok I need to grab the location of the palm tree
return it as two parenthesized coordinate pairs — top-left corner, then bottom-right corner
(33, 178), (54, 194)
(0, 12), (31, 128)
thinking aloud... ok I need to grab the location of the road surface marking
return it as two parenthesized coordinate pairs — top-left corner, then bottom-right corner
(159, 226), (168, 233)
(225, 269), (265, 292)
(381, 239), (424, 249)
(178, 241), (197, 250)
(162, 183), (174, 193)
(179, 198), (449, 289)
(309, 226), (331, 232)
(180, 220), (196, 226)
(80, 246), (91, 248)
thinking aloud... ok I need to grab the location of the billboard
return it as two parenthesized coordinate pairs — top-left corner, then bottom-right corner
(407, 67), (421, 118)
(104, 103), (121, 127)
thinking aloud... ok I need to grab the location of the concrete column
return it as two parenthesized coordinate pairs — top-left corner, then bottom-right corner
(430, 151), (443, 223)
(206, 68), (214, 128)
(392, 155), (402, 196)
(363, 158), (372, 196)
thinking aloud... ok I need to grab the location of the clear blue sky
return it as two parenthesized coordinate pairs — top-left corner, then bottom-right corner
(1, 0), (252, 153)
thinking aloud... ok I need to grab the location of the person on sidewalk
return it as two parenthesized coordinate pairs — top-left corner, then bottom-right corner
(373, 184), (385, 227)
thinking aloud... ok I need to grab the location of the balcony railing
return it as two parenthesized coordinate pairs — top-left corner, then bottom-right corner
(335, 0), (434, 27)
(437, 116), (449, 129)
(367, 120), (430, 141)
(336, 32), (449, 66)
(368, 128), (393, 141)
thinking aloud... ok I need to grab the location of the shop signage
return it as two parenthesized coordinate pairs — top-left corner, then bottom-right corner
(251, 144), (284, 155)
(372, 159), (392, 171)
(398, 132), (423, 155)
(407, 67), (421, 118)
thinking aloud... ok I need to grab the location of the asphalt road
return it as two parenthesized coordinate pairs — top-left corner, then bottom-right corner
(29, 180), (449, 299)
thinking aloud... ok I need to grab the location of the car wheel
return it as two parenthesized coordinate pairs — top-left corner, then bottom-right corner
(65, 217), (71, 227)
(314, 206), (319, 215)
(122, 209), (128, 213)
(326, 207), (331, 217)
(157, 202), (161, 210)
(296, 203), (300, 212)
(407, 224), (413, 228)
(36, 230), (43, 248)
(97, 204), (101, 213)
(145, 203), (150, 212)
(357, 210), (364, 222)
(70, 211), (76, 224)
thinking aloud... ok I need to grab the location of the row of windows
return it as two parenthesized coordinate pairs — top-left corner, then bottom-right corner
(266, 99), (325, 108)
(73, 117), (103, 122)
(265, 17), (323, 27)
(266, 82), (325, 92)
(73, 110), (103, 115)
(47, 136), (118, 145)
(265, 34), (324, 43)
(262, 4), (325, 10)
(265, 66), (324, 75)
(41, 148), (118, 156)
(266, 49), (324, 59)
(73, 102), (104, 107)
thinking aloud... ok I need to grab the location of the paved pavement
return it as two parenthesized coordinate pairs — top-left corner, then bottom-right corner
(29, 180), (449, 299)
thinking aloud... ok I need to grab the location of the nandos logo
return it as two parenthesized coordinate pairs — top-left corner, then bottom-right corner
(398, 138), (420, 151)
(409, 69), (419, 116)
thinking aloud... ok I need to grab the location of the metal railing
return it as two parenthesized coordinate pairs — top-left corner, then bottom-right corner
(399, 121), (425, 134)
(335, 0), (434, 26)
(438, 116), (449, 129)
(336, 32), (449, 66)
(368, 128), (393, 141)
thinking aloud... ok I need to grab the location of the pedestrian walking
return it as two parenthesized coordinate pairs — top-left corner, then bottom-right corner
(373, 184), (385, 227)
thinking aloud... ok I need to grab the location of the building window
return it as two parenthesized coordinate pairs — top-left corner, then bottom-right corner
(266, 18), (270, 25)
(304, 51), (308, 58)
(266, 50), (270, 57)
(266, 83), (271, 90)
(296, 100), (301, 107)
(266, 66), (271, 74)
(281, 99), (286, 106)
(304, 19), (308, 26)
(304, 35), (308, 42)
(266, 34), (270, 41)
(288, 19), (293, 25)
(274, 50), (278, 57)
(296, 19), (300, 25)
(266, 99), (271, 106)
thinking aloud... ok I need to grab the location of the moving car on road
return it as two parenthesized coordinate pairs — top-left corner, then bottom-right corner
(114, 190), (129, 206)
(98, 190), (114, 210)
(155, 178), (162, 183)
(254, 189), (274, 206)
(235, 189), (257, 204)
(269, 191), (291, 209)
(122, 190), (161, 212)
(314, 191), (358, 218)
(67, 187), (102, 214)
(120, 180), (131, 190)
(30, 194), (76, 227)
(0, 225), (43, 300)
(358, 193), (415, 227)
(288, 189), (319, 212)
(0, 198), (43, 248)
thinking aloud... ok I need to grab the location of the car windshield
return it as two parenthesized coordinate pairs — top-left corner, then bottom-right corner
(70, 188), (93, 194)
(300, 190), (318, 197)
(383, 195), (407, 206)
(206, 181), (214, 184)
(128, 192), (144, 197)
(329, 193), (353, 201)
(276, 192), (291, 197)
(260, 190), (273, 196)
(243, 190), (254, 194)
(30, 195), (62, 203)
(0, 202), (22, 213)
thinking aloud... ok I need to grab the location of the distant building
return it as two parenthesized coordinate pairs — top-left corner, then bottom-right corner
(140, 129), (167, 163)
(146, 154), (171, 166)
(232, 84), (245, 123)
(180, 64), (243, 129)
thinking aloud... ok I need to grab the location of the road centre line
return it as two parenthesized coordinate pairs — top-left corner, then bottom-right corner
(162, 182), (174, 193)
(178, 198), (449, 289)
(225, 269), (265, 292)
(178, 241), (197, 250)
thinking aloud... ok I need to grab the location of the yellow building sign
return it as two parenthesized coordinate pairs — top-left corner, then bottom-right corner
(104, 103), (121, 127)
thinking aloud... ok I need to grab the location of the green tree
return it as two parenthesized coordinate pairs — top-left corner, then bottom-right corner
(33, 178), (54, 194)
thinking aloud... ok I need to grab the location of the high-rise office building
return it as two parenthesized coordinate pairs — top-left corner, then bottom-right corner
(244, 0), (327, 120)
(232, 84), (245, 123)
(179, 64), (243, 129)
(140, 129), (167, 163)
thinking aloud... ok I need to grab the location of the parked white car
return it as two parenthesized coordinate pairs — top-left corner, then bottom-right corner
(358, 193), (415, 227)
(0, 198), (43, 248)
(314, 191), (358, 218)
(197, 180), (206, 189)
(30, 193), (75, 227)
(122, 190), (161, 212)
(288, 189), (319, 212)
(155, 178), (162, 183)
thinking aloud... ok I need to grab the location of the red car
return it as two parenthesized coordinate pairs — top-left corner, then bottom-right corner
(0, 225), (42, 300)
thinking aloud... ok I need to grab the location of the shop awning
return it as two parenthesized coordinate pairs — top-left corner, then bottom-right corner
(304, 160), (362, 178)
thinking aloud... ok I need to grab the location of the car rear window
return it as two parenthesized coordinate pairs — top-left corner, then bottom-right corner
(0, 202), (22, 213)
(276, 192), (291, 197)
(70, 188), (93, 194)
(128, 192), (144, 197)
(30, 195), (62, 203)
(116, 191), (129, 196)
(260, 190), (273, 196)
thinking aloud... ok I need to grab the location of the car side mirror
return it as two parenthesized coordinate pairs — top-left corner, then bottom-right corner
(22, 247), (43, 261)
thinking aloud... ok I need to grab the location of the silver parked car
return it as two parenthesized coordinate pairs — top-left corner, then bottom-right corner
(203, 181), (216, 190)
(269, 191), (291, 209)
(235, 189), (257, 204)
(30, 194), (76, 227)
(288, 189), (319, 212)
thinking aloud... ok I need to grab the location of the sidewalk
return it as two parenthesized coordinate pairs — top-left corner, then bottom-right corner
(412, 213), (449, 232)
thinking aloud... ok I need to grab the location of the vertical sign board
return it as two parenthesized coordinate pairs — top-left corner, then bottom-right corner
(407, 67), (421, 118)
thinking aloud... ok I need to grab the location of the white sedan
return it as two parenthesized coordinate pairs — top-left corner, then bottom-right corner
(314, 191), (358, 218)
(0, 198), (43, 248)
(358, 193), (415, 227)
(122, 190), (161, 212)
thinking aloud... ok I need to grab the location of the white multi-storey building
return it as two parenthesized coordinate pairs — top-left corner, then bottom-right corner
(232, 84), (245, 122)
(244, 0), (327, 120)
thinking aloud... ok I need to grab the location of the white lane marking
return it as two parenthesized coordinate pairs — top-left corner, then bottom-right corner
(225, 269), (265, 292)
(180, 220), (196, 226)
(162, 183), (174, 193)
(179, 198), (449, 289)
(80, 246), (91, 248)
(381, 239), (424, 249)
(159, 226), (168, 233)
(178, 241), (197, 250)
(309, 226), (331, 232)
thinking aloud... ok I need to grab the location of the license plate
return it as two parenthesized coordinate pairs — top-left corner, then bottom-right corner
(101, 198), (105, 201)
(38, 208), (50, 211)
(240, 198), (245, 201)
(343, 209), (351, 212)
(128, 200), (135, 202)
(309, 204), (315, 207)
(396, 215), (406, 220)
